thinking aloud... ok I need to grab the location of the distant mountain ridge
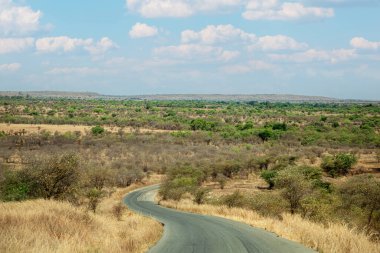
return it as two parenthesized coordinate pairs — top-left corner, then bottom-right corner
(0, 91), (377, 103)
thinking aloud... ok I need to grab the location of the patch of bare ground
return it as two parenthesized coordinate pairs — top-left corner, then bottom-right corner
(160, 199), (380, 253)
(0, 123), (172, 136)
(0, 184), (163, 253)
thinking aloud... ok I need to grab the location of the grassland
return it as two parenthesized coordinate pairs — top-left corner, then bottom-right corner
(160, 199), (379, 253)
(0, 184), (163, 253)
(0, 95), (379, 252)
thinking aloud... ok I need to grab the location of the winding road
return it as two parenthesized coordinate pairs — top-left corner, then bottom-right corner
(124, 185), (316, 253)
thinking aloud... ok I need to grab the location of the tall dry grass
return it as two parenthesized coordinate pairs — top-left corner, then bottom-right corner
(0, 186), (162, 253)
(161, 199), (380, 253)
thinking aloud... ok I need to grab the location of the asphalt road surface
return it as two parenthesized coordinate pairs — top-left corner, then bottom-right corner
(125, 185), (316, 253)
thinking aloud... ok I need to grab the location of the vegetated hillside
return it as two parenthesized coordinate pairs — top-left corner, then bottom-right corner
(0, 97), (379, 252)
(1, 90), (378, 103)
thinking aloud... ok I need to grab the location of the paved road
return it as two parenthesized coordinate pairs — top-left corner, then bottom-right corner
(125, 185), (316, 253)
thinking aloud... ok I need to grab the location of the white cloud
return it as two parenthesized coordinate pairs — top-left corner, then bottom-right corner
(126, 0), (241, 18)
(0, 62), (21, 71)
(350, 37), (380, 50)
(47, 67), (103, 75)
(0, 37), (34, 54)
(85, 37), (117, 55)
(181, 24), (256, 44)
(35, 36), (116, 55)
(154, 44), (238, 62)
(269, 48), (356, 63)
(219, 50), (240, 61)
(251, 35), (308, 51)
(243, 0), (334, 20)
(129, 23), (158, 38)
(127, 0), (193, 18)
(0, 0), (42, 35)
(222, 60), (275, 74)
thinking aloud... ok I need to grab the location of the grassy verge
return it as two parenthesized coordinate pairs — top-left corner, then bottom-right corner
(160, 199), (379, 253)
(0, 184), (163, 253)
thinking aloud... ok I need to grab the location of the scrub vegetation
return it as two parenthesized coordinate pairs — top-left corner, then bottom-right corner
(0, 95), (379, 252)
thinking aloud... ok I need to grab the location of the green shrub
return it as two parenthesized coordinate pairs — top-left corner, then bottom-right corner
(260, 170), (277, 189)
(221, 190), (245, 208)
(321, 153), (357, 177)
(91, 125), (105, 135)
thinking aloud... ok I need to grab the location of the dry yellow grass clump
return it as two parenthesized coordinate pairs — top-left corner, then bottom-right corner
(161, 199), (380, 253)
(0, 190), (162, 253)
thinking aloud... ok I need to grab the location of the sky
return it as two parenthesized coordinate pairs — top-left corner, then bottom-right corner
(0, 0), (379, 99)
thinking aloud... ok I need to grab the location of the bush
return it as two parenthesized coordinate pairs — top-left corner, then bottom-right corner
(193, 187), (210, 205)
(321, 153), (357, 177)
(275, 167), (313, 214)
(339, 174), (380, 230)
(0, 170), (29, 201)
(257, 129), (273, 142)
(249, 192), (287, 218)
(91, 125), (105, 135)
(260, 170), (277, 189)
(1, 154), (81, 201)
(272, 123), (287, 131)
(221, 190), (245, 208)
(112, 203), (126, 221)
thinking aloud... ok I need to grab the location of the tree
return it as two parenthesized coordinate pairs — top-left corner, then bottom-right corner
(321, 153), (357, 177)
(216, 173), (227, 189)
(260, 170), (277, 189)
(20, 154), (81, 200)
(340, 174), (380, 228)
(87, 188), (104, 213)
(275, 167), (313, 214)
(193, 187), (210, 205)
(222, 190), (245, 208)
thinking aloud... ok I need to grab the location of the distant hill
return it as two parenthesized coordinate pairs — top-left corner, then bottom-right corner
(0, 91), (376, 103)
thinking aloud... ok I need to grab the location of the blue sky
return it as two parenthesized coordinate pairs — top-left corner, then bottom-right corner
(0, 0), (379, 99)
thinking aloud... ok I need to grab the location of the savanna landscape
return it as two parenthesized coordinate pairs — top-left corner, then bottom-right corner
(1, 0), (380, 252)
(0, 94), (379, 252)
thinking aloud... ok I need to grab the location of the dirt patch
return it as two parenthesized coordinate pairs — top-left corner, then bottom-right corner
(0, 123), (173, 136)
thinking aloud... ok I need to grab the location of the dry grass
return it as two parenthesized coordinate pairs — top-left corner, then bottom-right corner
(0, 123), (172, 136)
(0, 185), (163, 253)
(161, 199), (380, 253)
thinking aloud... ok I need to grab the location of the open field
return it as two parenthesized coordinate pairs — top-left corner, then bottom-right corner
(0, 183), (163, 253)
(160, 199), (380, 253)
(0, 123), (172, 136)
(0, 96), (379, 252)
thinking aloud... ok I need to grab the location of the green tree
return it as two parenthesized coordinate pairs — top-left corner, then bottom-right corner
(321, 153), (357, 177)
(340, 174), (380, 228)
(275, 167), (313, 214)
(260, 170), (278, 189)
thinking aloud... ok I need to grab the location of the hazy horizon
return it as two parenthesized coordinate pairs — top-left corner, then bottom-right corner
(1, 0), (379, 100)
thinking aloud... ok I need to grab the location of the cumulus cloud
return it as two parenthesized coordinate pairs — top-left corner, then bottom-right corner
(85, 37), (117, 55)
(0, 37), (34, 54)
(269, 48), (356, 63)
(46, 67), (103, 75)
(250, 35), (308, 51)
(35, 36), (116, 55)
(0, 0), (42, 35)
(222, 60), (275, 74)
(180, 24), (306, 51)
(154, 44), (239, 62)
(129, 23), (158, 38)
(350, 37), (380, 50)
(181, 24), (256, 44)
(0, 62), (21, 71)
(126, 0), (241, 18)
(243, 0), (334, 20)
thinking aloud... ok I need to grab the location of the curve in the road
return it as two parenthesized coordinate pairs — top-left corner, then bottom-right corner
(125, 185), (316, 253)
